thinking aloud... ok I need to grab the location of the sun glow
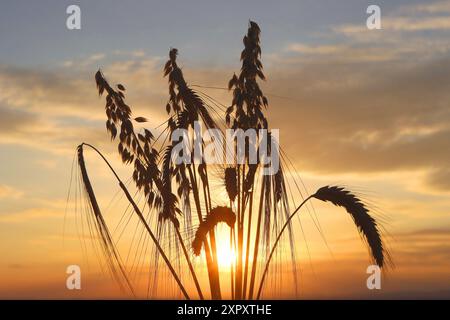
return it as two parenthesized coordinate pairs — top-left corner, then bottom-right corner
(215, 234), (236, 268)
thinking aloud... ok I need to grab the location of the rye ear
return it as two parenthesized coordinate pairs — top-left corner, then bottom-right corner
(77, 144), (134, 294)
(313, 186), (386, 267)
(192, 206), (236, 256)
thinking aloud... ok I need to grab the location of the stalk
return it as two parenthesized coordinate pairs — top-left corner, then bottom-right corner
(247, 175), (267, 299)
(202, 165), (221, 297)
(175, 227), (204, 299)
(242, 187), (254, 299)
(188, 165), (221, 299)
(203, 165), (217, 261)
(256, 195), (313, 299)
(234, 165), (243, 299)
(230, 225), (235, 300)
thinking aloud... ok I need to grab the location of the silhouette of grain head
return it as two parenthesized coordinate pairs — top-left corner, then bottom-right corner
(313, 186), (386, 268)
(192, 206), (236, 256)
(224, 167), (238, 202)
(244, 164), (257, 193)
(274, 165), (284, 203)
(164, 49), (216, 129)
(160, 145), (181, 226)
(227, 20), (268, 131)
(95, 70), (163, 210)
(77, 144), (134, 293)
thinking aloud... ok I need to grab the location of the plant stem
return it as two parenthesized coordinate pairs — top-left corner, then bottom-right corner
(175, 227), (204, 299)
(248, 175), (267, 300)
(256, 195), (313, 300)
(202, 175), (221, 299)
(235, 165), (243, 299)
(242, 188), (254, 299)
(188, 165), (221, 299)
(81, 143), (190, 300)
(230, 224), (235, 300)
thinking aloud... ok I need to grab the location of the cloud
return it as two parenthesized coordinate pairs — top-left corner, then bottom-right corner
(257, 8), (450, 194)
(401, 0), (450, 14)
(62, 60), (74, 68)
(0, 184), (23, 199)
(283, 40), (420, 63)
(399, 227), (450, 237)
(88, 53), (105, 62)
(0, 105), (107, 155)
(262, 54), (450, 177)
(285, 43), (343, 55)
(325, 1), (450, 65)
(131, 50), (146, 57)
(0, 21), (449, 193)
(336, 1), (450, 34)
(0, 103), (38, 133)
(0, 207), (62, 223)
(337, 16), (450, 33)
(82, 53), (106, 68)
(424, 169), (450, 192)
(392, 227), (450, 268)
(0, 64), (96, 119)
(0, 52), (170, 155)
(0, 52), (167, 122)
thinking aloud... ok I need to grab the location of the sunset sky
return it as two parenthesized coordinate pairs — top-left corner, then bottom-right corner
(1, 0), (450, 299)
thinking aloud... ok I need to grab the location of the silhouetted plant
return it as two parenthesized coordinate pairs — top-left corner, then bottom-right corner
(75, 21), (390, 300)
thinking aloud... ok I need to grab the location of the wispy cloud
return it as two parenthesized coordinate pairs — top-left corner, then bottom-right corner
(400, 0), (450, 14)
(285, 43), (343, 55)
(424, 169), (450, 193)
(0, 52), (169, 154)
(0, 208), (61, 223)
(0, 184), (23, 199)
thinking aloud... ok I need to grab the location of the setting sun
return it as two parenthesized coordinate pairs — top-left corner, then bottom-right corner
(215, 235), (236, 268)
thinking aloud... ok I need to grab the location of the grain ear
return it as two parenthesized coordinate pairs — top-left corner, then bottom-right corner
(313, 186), (388, 268)
(77, 144), (134, 294)
(192, 206), (236, 256)
(224, 167), (238, 202)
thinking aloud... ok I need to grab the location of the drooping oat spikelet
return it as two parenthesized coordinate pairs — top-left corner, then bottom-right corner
(192, 206), (236, 256)
(95, 70), (162, 210)
(313, 186), (386, 267)
(165, 48), (217, 130)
